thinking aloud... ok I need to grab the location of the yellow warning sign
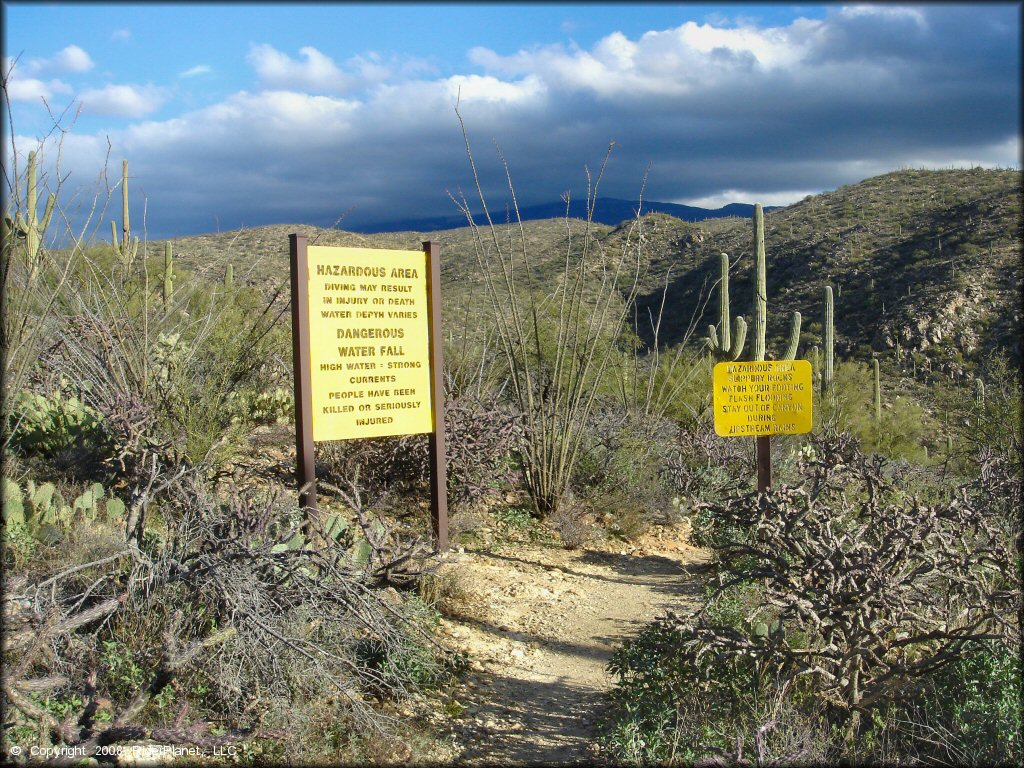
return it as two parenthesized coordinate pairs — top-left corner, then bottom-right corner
(713, 360), (813, 437)
(307, 246), (433, 441)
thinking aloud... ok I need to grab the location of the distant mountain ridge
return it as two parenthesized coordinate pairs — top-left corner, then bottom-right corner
(352, 198), (778, 233)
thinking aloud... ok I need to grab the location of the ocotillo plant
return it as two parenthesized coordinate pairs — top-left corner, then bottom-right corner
(111, 159), (139, 268)
(706, 252), (747, 361)
(163, 241), (174, 307)
(822, 285), (835, 394)
(6, 150), (56, 261)
(873, 358), (881, 420)
(751, 204), (801, 362)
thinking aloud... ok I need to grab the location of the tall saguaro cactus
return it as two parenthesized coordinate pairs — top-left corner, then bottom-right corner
(751, 204), (802, 362)
(8, 150), (56, 261)
(111, 159), (139, 269)
(163, 241), (174, 306)
(707, 252), (747, 361)
(752, 204), (768, 361)
(823, 285), (835, 394)
(873, 358), (881, 420)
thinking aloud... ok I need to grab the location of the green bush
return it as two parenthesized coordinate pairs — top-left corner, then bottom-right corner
(601, 431), (1019, 765)
(883, 639), (1022, 765)
(818, 361), (934, 462)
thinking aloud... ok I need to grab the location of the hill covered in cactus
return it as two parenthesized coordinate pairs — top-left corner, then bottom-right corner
(164, 167), (1021, 378)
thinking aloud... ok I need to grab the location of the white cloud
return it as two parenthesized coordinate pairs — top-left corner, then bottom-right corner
(180, 65), (212, 78)
(446, 74), (546, 106)
(248, 44), (350, 93)
(78, 84), (168, 117)
(467, 18), (823, 100)
(4, 74), (72, 103)
(52, 45), (94, 73)
(839, 5), (927, 29)
(680, 189), (820, 210)
(111, 29), (132, 41)
(16, 44), (95, 75)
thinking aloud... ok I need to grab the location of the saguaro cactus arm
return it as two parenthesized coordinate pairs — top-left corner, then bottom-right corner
(782, 311), (802, 361)
(707, 252), (748, 361)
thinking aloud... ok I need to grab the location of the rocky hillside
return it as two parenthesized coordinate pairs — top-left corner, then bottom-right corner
(617, 168), (1021, 379)
(163, 168), (1021, 379)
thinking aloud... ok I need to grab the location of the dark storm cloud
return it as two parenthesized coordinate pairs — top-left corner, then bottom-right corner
(14, 4), (1019, 237)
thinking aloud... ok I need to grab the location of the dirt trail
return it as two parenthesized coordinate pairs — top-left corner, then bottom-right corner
(433, 522), (710, 765)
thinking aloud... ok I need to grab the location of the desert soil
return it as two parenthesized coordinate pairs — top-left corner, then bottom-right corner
(429, 521), (711, 765)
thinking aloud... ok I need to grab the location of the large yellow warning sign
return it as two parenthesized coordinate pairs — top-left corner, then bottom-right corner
(307, 246), (433, 441)
(713, 360), (813, 437)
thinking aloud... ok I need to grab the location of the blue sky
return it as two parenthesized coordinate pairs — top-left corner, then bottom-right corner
(3, 2), (1020, 237)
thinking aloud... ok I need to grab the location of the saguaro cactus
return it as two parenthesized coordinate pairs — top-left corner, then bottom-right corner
(752, 205), (768, 361)
(751, 204), (801, 362)
(974, 377), (985, 408)
(163, 241), (174, 306)
(873, 358), (881, 420)
(8, 150), (56, 261)
(823, 285), (835, 394)
(707, 252), (747, 361)
(224, 263), (234, 290)
(111, 159), (139, 268)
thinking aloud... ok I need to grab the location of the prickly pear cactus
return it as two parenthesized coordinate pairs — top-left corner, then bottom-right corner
(2, 478), (25, 525)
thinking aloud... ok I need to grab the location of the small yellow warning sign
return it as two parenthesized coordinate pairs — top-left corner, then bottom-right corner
(713, 360), (813, 437)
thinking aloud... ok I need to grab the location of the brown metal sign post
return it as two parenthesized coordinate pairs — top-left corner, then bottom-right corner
(290, 234), (318, 521)
(289, 235), (448, 551)
(756, 435), (771, 494)
(423, 241), (449, 551)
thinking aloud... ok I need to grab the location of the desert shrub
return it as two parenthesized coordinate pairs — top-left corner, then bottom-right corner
(548, 496), (598, 549)
(225, 385), (294, 426)
(2, 477), (453, 763)
(818, 361), (935, 462)
(574, 405), (680, 540)
(878, 638), (1022, 765)
(601, 430), (1020, 764)
(319, 393), (522, 506)
(661, 417), (751, 504)
(453, 110), (658, 517)
(937, 351), (1023, 476)
(601, 618), (829, 765)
